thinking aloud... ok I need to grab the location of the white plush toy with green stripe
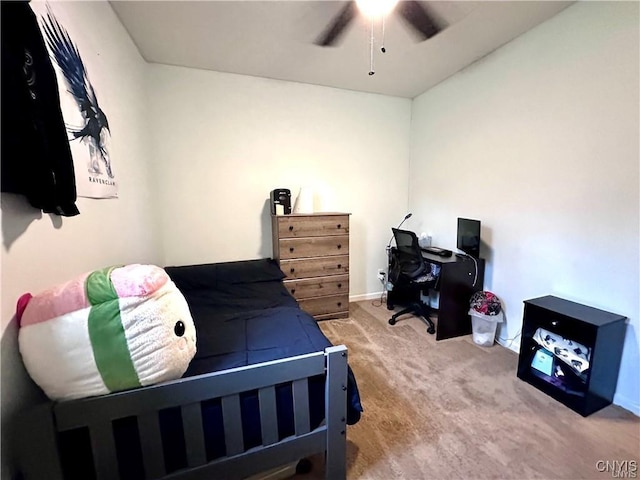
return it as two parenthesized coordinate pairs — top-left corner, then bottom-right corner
(17, 264), (196, 401)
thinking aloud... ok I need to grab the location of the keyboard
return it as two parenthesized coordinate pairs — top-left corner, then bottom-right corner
(421, 246), (452, 257)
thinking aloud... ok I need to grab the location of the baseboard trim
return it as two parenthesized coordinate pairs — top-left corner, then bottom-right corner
(613, 392), (640, 417)
(495, 337), (521, 353)
(350, 292), (384, 302)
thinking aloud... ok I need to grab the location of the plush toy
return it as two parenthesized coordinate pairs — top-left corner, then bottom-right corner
(17, 264), (196, 401)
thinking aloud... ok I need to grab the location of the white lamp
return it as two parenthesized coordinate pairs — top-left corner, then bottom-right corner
(292, 187), (314, 214)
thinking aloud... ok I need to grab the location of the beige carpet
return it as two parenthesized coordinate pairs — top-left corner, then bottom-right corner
(296, 300), (640, 480)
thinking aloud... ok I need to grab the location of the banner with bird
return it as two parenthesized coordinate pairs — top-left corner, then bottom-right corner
(34, 3), (117, 199)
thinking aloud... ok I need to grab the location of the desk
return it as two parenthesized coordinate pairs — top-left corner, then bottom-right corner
(386, 250), (485, 341)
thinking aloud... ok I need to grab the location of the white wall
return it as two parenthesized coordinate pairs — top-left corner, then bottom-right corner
(0, 2), (159, 477)
(148, 64), (411, 297)
(409, 1), (639, 414)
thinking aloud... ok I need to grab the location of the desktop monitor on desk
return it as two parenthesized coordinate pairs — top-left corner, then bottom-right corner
(457, 218), (481, 258)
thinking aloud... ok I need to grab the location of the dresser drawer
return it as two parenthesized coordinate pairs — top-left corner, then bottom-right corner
(279, 235), (349, 260)
(276, 215), (349, 238)
(284, 275), (349, 300)
(280, 256), (349, 279)
(298, 294), (349, 318)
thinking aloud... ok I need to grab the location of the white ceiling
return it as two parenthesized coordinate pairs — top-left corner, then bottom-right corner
(110, 1), (574, 99)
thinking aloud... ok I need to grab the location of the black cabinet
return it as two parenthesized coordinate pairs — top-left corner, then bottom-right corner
(517, 296), (627, 416)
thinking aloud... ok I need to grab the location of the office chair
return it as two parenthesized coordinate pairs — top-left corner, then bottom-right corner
(387, 228), (437, 334)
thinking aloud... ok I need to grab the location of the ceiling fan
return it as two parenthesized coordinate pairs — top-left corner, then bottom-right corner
(315, 0), (445, 47)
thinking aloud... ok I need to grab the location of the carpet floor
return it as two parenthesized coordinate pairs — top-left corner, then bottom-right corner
(295, 300), (640, 480)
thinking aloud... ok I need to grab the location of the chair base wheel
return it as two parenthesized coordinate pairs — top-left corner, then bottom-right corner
(388, 317), (397, 325)
(427, 326), (436, 334)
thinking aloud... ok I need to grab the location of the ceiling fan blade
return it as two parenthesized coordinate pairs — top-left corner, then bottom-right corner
(315, 1), (357, 47)
(396, 1), (443, 41)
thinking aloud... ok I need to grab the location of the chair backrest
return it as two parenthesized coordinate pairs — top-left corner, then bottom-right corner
(391, 228), (428, 279)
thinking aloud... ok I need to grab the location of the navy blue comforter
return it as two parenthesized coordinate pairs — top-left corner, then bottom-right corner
(165, 258), (362, 423)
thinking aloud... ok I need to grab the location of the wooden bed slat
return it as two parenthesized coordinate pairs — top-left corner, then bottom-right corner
(258, 386), (278, 446)
(162, 428), (327, 480)
(292, 378), (310, 435)
(182, 403), (206, 467)
(54, 351), (325, 431)
(89, 421), (119, 480)
(138, 411), (166, 479)
(221, 394), (244, 456)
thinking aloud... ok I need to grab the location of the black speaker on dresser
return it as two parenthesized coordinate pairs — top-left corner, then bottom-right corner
(270, 189), (291, 215)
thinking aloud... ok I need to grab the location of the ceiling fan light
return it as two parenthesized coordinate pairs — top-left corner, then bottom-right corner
(356, 0), (399, 18)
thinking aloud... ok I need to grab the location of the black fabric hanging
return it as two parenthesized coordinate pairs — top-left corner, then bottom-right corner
(1, 1), (80, 216)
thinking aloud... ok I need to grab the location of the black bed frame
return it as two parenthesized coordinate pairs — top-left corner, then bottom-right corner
(16, 345), (349, 480)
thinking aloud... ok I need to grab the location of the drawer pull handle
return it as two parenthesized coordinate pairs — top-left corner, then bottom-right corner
(337, 283), (342, 288)
(291, 288), (296, 294)
(337, 224), (342, 229)
(337, 244), (342, 249)
(551, 320), (558, 327)
(289, 247), (294, 252)
(290, 268), (295, 273)
(337, 264), (342, 269)
(289, 226), (294, 231)
(337, 302), (342, 307)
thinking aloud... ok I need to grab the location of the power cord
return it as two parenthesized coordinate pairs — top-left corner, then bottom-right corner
(371, 272), (388, 307)
(497, 329), (521, 349)
(455, 251), (478, 287)
(371, 290), (387, 308)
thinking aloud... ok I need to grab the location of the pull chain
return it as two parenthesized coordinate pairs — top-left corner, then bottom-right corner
(381, 15), (386, 53)
(368, 16), (375, 75)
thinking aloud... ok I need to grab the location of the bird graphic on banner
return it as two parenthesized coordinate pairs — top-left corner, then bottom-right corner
(40, 6), (113, 178)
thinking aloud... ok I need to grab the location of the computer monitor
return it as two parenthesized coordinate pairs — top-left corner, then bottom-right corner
(457, 218), (481, 258)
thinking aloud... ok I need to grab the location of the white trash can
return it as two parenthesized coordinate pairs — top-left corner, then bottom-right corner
(469, 310), (504, 347)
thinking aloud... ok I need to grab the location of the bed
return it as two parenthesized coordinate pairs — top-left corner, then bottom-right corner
(15, 258), (362, 480)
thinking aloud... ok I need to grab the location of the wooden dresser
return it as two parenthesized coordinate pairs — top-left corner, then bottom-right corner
(272, 212), (350, 320)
